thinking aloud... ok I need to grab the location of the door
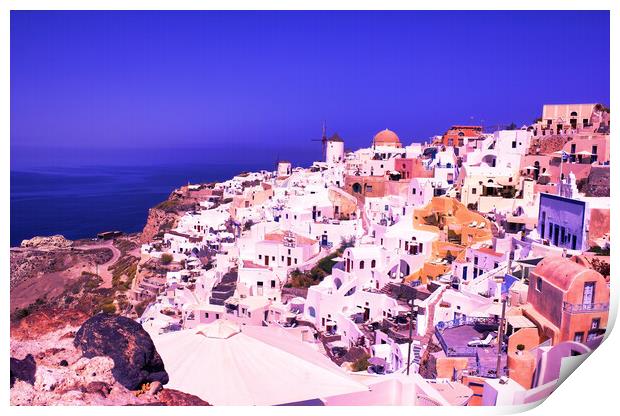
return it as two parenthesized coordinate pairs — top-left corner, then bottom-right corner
(363, 307), (370, 322)
(265, 256), (269, 266)
(462, 266), (468, 281)
(321, 234), (328, 246)
(287, 257), (292, 266)
(583, 282), (595, 307)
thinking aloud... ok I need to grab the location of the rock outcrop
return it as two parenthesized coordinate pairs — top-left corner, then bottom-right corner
(20, 235), (73, 249)
(140, 207), (179, 244)
(73, 313), (169, 390)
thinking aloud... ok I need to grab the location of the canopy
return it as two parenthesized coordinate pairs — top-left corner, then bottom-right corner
(523, 165), (539, 170)
(484, 183), (503, 188)
(539, 172), (552, 177)
(577, 150), (593, 156)
(484, 302), (504, 316)
(507, 315), (536, 329)
(152, 325), (368, 405)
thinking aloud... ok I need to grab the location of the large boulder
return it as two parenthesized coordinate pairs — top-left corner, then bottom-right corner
(73, 313), (168, 390)
(10, 354), (36, 387)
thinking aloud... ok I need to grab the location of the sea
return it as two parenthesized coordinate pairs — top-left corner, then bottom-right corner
(10, 162), (272, 247)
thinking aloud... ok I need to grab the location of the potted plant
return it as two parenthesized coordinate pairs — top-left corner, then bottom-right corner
(516, 344), (525, 356)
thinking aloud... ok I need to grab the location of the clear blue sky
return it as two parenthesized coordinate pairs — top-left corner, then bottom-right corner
(11, 10), (610, 168)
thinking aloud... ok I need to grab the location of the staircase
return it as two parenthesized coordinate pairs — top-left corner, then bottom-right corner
(413, 344), (423, 364)
(379, 282), (398, 296)
(209, 271), (238, 305)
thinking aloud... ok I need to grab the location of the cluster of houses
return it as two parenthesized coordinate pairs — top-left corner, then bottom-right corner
(135, 103), (611, 407)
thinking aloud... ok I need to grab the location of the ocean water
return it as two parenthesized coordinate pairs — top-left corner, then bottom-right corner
(9, 163), (268, 247)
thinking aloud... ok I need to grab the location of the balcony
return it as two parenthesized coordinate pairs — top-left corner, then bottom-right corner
(563, 302), (609, 314)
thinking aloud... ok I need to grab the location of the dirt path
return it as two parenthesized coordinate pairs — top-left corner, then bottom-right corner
(73, 240), (121, 289)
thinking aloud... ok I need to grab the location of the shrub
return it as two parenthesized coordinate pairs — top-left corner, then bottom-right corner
(590, 257), (610, 277)
(351, 354), (371, 372)
(339, 236), (356, 252)
(160, 253), (173, 265)
(100, 302), (117, 314)
(13, 308), (30, 321)
(135, 300), (150, 317)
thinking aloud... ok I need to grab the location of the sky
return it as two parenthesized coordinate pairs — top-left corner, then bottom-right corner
(11, 10), (610, 169)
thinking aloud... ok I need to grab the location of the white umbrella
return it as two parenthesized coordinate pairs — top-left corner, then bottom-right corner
(289, 297), (306, 305)
(153, 325), (368, 405)
(523, 165), (539, 170)
(577, 150), (593, 156)
(539, 172), (552, 177)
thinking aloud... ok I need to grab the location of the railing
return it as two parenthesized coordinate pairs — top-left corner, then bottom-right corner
(416, 394), (442, 406)
(476, 364), (508, 379)
(434, 317), (500, 358)
(563, 302), (609, 314)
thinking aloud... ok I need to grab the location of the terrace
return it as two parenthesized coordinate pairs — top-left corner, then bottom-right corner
(435, 317), (507, 378)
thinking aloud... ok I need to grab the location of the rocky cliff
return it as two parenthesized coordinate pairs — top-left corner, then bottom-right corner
(140, 187), (199, 244)
(10, 310), (210, 406)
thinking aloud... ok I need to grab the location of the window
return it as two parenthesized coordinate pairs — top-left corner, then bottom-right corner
(205, 312), (209, 318)
(215, 313), (220, 319)
(258, 254), (262, 259)
(345, 287), (356, 296)
(512, 141), (517, 149)
(371, 260), (376, 268)
(591, 318), (601, 330)
(473, 256), (478, 265)
(574, 332), (584, 343)
(412, 188), (417, 194)
(359, 261), (365, 269)
(536, 277), (543, 292)
(271, 280), (276, 288)
(471, 188), (477, 195)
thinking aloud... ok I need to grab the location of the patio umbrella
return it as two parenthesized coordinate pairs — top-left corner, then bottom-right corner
(523, 165), (539, 170)
(577, 150), (593, 156)
(368, 357), (388, 366)
(539, 172), (552, 177)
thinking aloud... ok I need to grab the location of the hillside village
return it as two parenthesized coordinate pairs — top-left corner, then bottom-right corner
(15, 103), (610, 407)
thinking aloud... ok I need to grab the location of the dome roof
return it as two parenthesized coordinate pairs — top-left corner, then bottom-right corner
(373, 129), (401, 146)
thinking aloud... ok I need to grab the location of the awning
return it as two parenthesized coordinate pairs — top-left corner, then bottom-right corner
(484, 183), (503, 188)
(515, 257), (545, 267)
(539, 172), (551, 177)
(523, 165), (539, 170)
(577, 150), (593, 156)
(507, 315), (536, 329)
(484, 302), (504, 316)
